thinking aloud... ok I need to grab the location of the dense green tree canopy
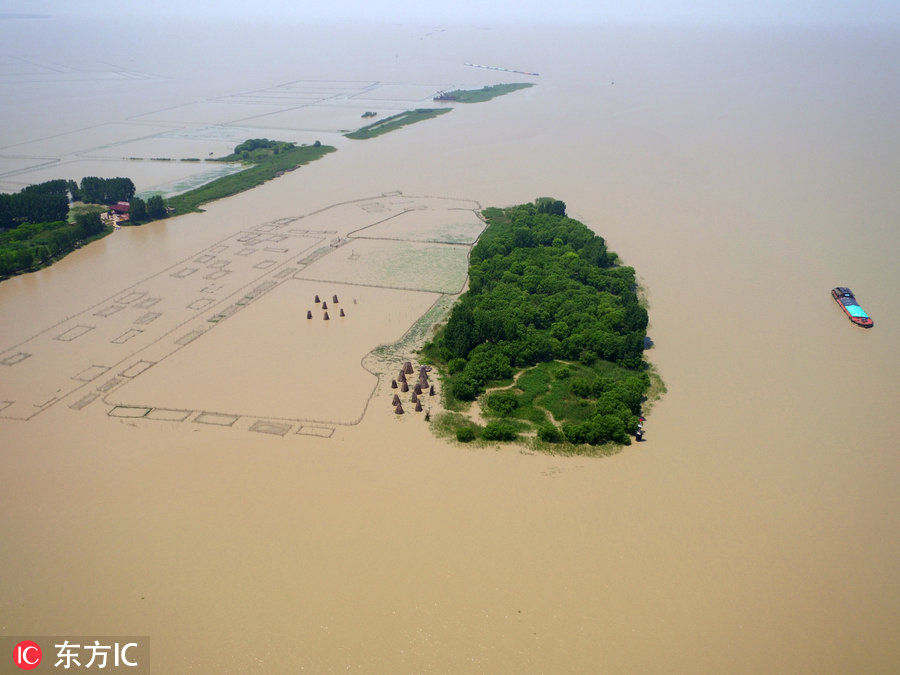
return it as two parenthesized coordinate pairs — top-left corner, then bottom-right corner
(0, 211), (106, 278)
(79, 177), (135, 205)
(233, 138), (280, 153)
(0, 179), (74, 230)
(146, 195), (167, 219)
(441, 201), (646, 374)
(129, 196), (147, 222)
(429, 199), (652, 447)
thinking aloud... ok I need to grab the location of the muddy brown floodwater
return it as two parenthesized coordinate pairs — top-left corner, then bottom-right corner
(1, 18), (898, 672)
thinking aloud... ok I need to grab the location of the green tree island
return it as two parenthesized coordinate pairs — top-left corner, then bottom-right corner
(423, 198), (659, 454)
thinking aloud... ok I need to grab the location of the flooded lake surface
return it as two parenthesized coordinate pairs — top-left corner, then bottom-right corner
(1, 14), (898, 672)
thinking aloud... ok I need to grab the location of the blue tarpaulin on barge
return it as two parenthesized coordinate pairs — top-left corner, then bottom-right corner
(846, 305), (869, 318)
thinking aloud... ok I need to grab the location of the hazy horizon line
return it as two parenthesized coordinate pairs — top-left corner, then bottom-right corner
(4, 0), (898, 29)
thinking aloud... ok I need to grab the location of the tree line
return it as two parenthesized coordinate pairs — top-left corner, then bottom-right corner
(426, 198), (652, 447)
(128, 195), (167, 222)
(0, 179), (74, 230)
(0, 177), (140, 231)
(78, 176), (135, 205)
(0, 212), (105, 278)
(0, 176), (171, 279)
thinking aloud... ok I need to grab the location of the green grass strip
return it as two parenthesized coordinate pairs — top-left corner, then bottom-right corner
(167, 143), (336, 215)
(436, 82), (534, 103)
(344, 108), (452, 140)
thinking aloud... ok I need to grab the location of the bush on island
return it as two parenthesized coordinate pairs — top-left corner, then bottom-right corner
(456, 427), (476, 443)
(538, 423), (564, 443)
(481, 420), (518, 442)
(450, 375), (479, 401)
(484, 390), (518, 416)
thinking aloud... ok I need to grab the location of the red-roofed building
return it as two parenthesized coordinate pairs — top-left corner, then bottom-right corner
(110, 201), (130, 215)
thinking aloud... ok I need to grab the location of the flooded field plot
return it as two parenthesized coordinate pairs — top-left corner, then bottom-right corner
(0, 158), (58, 191)
(9, 158), (232, 195)
(84, 136), (242, 161)
(108, 405), (151, 418)
(279, 79), (377, 90)
(145, 408), (192, 422)
(240, 104), (408, 133)
(249, 420), (293, 436)
(351, 83), (444, 102)
(305, 195), (476, 231)
(0, 194), (477, 422)
(284, 198), (410, 234)
(133, 100), (290, 126)
(222, 91), (327, 106)
(299, 238), (470, 293)
(159, 125), (309, 145)
(138, 162), (246, 198)
(350, 207), (484, 243)
(0, 122), (173, 156)
(109, 279), (439, 424)
(0, 227), (324, 420)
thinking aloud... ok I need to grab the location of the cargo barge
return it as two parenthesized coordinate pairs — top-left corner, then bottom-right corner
(831, 287), (873, 328)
